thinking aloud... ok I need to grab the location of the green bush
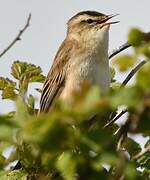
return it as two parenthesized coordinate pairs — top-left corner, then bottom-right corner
(0, 28), (149, 180)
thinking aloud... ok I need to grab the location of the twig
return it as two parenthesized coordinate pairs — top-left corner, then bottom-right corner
(109, 42), (131, 59)
(0, 13), (31, 58)
(116, 120), (131, 150)
(103, 41), (131, 129)
(132, 144), (150, 161)
(121, 60), (147, 87)
(104, 60), (148, 128)
(117, 133), (127, 151)
(104, 109), (127, 128)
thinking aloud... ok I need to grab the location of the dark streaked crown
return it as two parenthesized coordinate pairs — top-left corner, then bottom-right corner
(68, 11), (106, 23)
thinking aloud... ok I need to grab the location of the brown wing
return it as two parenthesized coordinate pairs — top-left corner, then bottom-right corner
(39, 39), (73, 113)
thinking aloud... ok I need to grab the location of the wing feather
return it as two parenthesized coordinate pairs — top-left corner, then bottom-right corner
(39, 40), (73, 112)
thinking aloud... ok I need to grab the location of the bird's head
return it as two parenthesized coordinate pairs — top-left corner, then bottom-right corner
(67, 11), (119, 42)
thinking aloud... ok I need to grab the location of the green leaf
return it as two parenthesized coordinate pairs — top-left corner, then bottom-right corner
(145, 139), (150, 148)
(0, 142), (12, 155)
(56, 152), (76, 180)
(82, 128), (114, 153)
(21, 113), (68, 152)
(137, 106), (150, 135)
(2, 87), (17, 100)
(77, 85), (109, 118)
(11, 61), (45, 96)
(0, 171), (7, 180)
(112, 55), (136, 72)
(124, 163), (138, 180)
(94, 152), (118, 169)
(123, 137), (141, 157)
(83, 86), (101, 112)
(11, 61), (28, 80)
(15, 97), (30, 126)
(0, 77), (16, 90)
(110, 86), (142, 109)
(109, 67), (116, 82)
(0, 114), (16, 127)
(128, 28), (145, 47)
(138, 153), (150, 176)
(0, 170), (27, 180)
(136, 62), (150, 91)
(29, 74), (45, 83)
(27, 94), (35, 109)
(0, 155), (5, 168)
(11, 61), (45, 83)
(136, 43), (150, 59)
(0, 125), (14, 142)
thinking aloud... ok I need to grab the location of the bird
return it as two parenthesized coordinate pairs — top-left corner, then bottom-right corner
(39, 11), (118, 113)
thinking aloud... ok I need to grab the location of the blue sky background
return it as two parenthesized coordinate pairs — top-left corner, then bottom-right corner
(0, 0), (150, 113)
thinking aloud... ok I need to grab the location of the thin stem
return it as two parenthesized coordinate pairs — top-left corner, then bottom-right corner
(104, 60), (147, 128)
(121, 60), (147, 87)
(0, 14), (31, 58)
(104, 109), (128, 128)
(132, 144), (150, 161)
(109, 42), (131, 60)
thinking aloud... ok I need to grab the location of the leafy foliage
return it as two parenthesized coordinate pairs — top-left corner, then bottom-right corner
(112, 55), (136, 72)
(0, 29), (149, 179)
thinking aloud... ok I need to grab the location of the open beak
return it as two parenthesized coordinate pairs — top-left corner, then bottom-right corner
(97, 14), (119, 28)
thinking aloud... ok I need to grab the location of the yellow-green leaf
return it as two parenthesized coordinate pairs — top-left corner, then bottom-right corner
(112, 55), (135, 72)
(128, 28), (145, 47)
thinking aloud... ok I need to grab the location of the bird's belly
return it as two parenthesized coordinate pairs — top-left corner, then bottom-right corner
(60, 60), (110, 102)
(78, 62), (110, 91)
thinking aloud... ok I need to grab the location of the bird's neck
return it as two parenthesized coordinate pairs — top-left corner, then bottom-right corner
(69, 28), (109, 61)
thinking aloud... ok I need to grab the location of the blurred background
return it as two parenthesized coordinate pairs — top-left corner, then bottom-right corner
(0, 0), (149, 113)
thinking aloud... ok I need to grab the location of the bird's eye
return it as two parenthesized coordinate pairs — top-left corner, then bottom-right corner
(86, 19), (93, 24)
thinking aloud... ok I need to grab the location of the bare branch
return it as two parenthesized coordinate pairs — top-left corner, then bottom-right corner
(109, 42), (131, 60)
(104, 60), (148, 128)
(132, 144), (150, 161)
(117, 133), (127, 151)
(109, 31), (150, 60)
(121, 60), (147, 87)
(0, 13), (31, 58)
(104, 109), (127, 128)
(116, 120), (131, 150)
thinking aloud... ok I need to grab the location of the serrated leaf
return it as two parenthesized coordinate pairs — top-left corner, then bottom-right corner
(11, 61), (45, 83)
(29, 74), (45, 83)
(0, 77), (16, 90)
(11, 61), (26, 80)
(2, 87), (18, 100)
